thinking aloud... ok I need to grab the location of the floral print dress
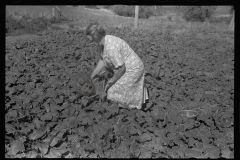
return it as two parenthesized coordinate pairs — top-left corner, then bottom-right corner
(102, 35), (148, 109)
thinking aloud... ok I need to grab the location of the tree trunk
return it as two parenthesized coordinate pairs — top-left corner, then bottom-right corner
(134, 6), (139, 29)
(229, 10), (234, 31)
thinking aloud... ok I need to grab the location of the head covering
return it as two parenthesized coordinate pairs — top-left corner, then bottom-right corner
(85, 22), (99, 37)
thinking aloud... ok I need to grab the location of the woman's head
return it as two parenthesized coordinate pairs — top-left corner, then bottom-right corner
(85, 22), (106, 45)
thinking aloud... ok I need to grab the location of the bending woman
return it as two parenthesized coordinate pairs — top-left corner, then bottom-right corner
(85, 22), (148, 109)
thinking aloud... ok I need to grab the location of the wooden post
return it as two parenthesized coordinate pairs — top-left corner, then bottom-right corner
(52, 7), (55, 17)
(229, 10), (234, 31)
(155, 6), (157, 16)
(23, 10), (27, 16)
(135, 6), (139, 29)
(204, 18), (210, 28)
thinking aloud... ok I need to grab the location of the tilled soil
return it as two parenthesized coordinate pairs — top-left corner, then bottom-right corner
(5, 27), (234, 158)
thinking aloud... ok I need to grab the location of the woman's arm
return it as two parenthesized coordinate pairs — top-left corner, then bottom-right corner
(104, 42), (126, 91)
(106, 63), (126, 87)
(91, 60), (105, 79)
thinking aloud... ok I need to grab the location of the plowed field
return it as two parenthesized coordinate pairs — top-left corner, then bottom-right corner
(5, 27), (234, 158)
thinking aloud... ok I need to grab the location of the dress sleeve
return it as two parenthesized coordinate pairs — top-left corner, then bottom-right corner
(105, 41), (124, 69)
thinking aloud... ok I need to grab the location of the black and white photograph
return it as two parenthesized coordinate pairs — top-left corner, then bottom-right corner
(5, 5), (234, 158)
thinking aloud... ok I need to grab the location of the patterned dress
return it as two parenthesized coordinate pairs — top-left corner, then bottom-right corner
(102, 35), (148, 109)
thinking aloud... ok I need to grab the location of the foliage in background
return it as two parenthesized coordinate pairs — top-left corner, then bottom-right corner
(6, 6), (233, 37)
(6, 12), (65, 36)
(139, 6), (155, 19)
(177, 6), (217, 22)
(84, 5), (100, 9)
(229, 5), (234, 15)
(99, 5), (112, 9)
(111, 5), (134, 18)
(111, 5), (155, 19)
(209, 16), (232, 24)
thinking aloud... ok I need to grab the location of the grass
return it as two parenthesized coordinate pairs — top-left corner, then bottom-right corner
(6, 5), (234, 36)
(214, 6), (232, 15)
(6, 6), (54, 18)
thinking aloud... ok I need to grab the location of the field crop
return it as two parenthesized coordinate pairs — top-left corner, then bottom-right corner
(5, 27), (234, 158)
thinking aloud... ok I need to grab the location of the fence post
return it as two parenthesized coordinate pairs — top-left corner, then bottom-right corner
(23, 10), (27, 16)
(134, 6), (139, 29)
(52, 7), (55, 18)
(204, 18), (210, 28)
(229, 10), (234, 31)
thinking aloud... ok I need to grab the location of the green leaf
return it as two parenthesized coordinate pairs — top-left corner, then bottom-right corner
(5, 124), (16, 134)
(29, 129), (46, 140)
(8, 140), (25, 156)
(33, 118), (45, 129)
(40, 112), (54, 121)
(140, 133), (152, 142)
(44, 148), (61, 158)
(50, 136), (61, 147)
(39, 143), (49, 155)
(50, 131), (64, 147)
(68, 134), (80, 143)
(81, 98), (89, 107)
(57, 142), (68, 154)
(6, 110), (18, 119)
(25, 151), (39, 158)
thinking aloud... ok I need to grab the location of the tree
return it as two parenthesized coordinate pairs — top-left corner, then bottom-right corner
(178, 6), (217, 22)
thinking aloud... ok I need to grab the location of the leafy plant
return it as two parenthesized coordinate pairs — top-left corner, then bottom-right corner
(6, 11), (64, 36)
(5, 24), (234, 158)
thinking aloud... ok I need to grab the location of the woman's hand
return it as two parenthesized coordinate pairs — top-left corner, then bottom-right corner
(90, 72), (97, 80)
(101, 80), (113, 100)
(91, 60), (105, 80)
(104, 64), (126, 93)
(104, 81), (112, 93)
(101, 91), (107, 100)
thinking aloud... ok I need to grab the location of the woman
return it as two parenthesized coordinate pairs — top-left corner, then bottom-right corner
(85, 22), (148, 109)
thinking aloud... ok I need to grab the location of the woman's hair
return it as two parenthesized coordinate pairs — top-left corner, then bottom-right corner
(86, 22), (105, 58)
(85, 22), (106, 42)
